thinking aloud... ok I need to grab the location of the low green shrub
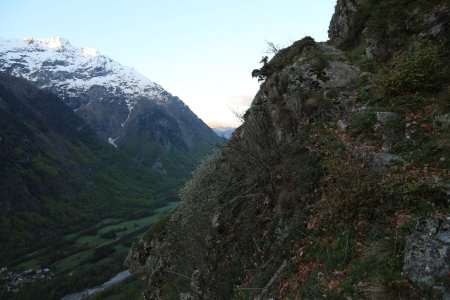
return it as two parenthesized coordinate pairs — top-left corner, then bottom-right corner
(252, 37), (316, 81)
(349, 111), (377, 139)
(374, 44), (448, 96)
(434, 113), (450, 130)
(142, 214), (171, 243)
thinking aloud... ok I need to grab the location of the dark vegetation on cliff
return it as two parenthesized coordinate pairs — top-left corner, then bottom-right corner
(127, 0), (449, 299)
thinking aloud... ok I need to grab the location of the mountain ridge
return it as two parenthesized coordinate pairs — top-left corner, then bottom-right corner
(125, 1), (450, 299)
(211, 126), (235, 139)
(0, 37), (163, 107)
(0, 36), (222, 184)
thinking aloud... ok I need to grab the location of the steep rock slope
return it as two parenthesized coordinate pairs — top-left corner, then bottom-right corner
(0, 74), (165, 265)
(126, 0), (449, 299)
(0, 37), (221, 184)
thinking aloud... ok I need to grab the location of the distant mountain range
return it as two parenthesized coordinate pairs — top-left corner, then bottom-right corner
(211, 126), (235, 139)
(0, 37), (224, 266)
(0, 37), (222, 184)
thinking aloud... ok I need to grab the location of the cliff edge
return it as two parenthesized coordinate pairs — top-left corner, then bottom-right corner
(126, 1), (450, 299)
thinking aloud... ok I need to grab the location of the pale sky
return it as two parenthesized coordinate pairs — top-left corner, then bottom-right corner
(0, 0), (336, 127)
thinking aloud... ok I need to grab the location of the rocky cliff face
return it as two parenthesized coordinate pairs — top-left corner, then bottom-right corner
(126, 1), (449, 299)
(0, 37), (221, 182)
(328, 0), (362, 43)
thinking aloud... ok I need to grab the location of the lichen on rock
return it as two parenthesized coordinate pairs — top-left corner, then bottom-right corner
(403, 216), (450, 299)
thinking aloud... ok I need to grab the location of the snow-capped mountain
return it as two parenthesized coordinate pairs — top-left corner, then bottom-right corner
(0, 37), (221, 178)
(212, 126), (235, 139)
(0, 37), (167, 111)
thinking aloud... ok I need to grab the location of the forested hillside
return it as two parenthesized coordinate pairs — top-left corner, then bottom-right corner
(0, 74), (168, 266)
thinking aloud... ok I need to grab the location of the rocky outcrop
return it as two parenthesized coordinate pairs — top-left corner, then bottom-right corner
(127, 1), (450, 299)
(126, 239), (167, 300)
(423, 6), (450, 42)
(328, 0), (362, 42)
(403, 216), (450, 299)
(126, 39), (364, 299)
(248, 42), (360, 144)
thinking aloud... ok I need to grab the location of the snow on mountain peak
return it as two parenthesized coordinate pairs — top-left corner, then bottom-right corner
(37, 37), (66, 49)
(20, 37), (72, 50)
(81, 46), (99, 57)
(0, 37), (167, 111)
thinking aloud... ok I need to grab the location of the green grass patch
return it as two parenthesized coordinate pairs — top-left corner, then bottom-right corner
(53, 249), (94, 271)
(87, 275), (145, 300)
(14, 258), (41, 270)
